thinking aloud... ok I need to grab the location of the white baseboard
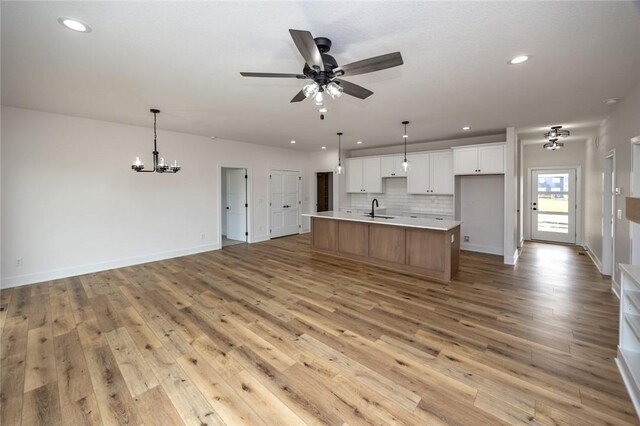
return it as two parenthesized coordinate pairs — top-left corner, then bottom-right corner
(1, 243), (220, 289)
(300, 228), (310, 234)
(504, 248), (519, 266)
(584, 242), (603, 274)
(250, 234), (270, 243)
(612, 278), (621, 299)
(461, 243), (503, 256)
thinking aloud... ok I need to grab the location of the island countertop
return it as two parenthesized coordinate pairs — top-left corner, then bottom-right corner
(302, 211), (462, 231)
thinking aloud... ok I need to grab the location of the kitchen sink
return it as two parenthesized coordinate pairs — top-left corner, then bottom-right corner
(363, 214), (395, 219)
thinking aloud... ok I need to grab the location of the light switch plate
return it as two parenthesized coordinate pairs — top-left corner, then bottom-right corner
(617, 209), (623, 220)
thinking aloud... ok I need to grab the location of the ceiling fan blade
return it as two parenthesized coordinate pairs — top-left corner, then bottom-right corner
(338, 52), (403, 77)
(240, 72), (307, 79)
(335, 79), (373, 100)
(289, 29), (324, 71)
(290, 90), (306, 103)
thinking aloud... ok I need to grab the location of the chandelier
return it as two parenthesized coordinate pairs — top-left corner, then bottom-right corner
(132, 109), (180, 173)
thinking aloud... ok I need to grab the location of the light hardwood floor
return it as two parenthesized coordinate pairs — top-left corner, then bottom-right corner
(1, 236), (638, 425)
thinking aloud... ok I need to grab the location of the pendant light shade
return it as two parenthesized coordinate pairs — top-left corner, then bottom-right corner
(131, 109), (180, 173)
(336, 132), (343, 174)
(401, 121), (409, 172)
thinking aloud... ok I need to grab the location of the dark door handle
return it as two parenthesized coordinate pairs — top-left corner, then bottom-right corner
(533, 208), (537, 211)
(226, 207), (229, 210)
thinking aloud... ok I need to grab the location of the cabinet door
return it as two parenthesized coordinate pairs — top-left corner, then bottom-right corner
(453, 147), (478, 175)
(478, 145), (504, 174)
(346, 159), (363, 193)
(406, 153), (431, 194)
(362, 157), (382, 193)
(381, 156), (397, 177)
(430, 151), (454, 194)
(394, 155), (407, 177)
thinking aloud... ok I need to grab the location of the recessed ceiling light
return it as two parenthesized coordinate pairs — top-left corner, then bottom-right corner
(57, 17), (91, 33)
(462, 126), (471, 130)
(356, 141), (363, 145)
(318, 108), (328, 113)
(321, 146), (327, 150)
(508, 55), (529, 65)
(290, 140), (296, 144)
(605, 98), (622, 105)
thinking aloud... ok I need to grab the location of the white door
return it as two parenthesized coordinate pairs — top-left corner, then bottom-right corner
(226, 169), (247, 241)
(346, 159), (363, 193)
(362, 157), (382, 193)
(407, 153), (431, 194)
(531, 169), (576, 244)
(430, 151), (453, 194)
(270, 170), (300, 238)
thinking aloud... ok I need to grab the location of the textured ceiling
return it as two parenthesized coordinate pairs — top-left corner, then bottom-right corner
(2, 1), (640, 151)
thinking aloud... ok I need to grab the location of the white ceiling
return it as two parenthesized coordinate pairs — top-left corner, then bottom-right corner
(2, 2), (640, 151)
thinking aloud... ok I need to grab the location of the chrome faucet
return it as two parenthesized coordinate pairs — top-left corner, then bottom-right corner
(371, 198), (379, 218)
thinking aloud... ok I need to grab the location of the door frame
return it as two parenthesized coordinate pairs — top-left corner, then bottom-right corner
(217, 164), (252, 247)
(313, 169), (337, 213)
(602, 150), (616, 276)
(526, 166), (582, 245)
(268, 169), (301, 239)
(630, 136), (640, 265)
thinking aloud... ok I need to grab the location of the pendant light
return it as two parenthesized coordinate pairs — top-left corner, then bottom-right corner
(131, 109), (181, 173)
(336, 132), (343, 174)
(401, 120), (409, 172)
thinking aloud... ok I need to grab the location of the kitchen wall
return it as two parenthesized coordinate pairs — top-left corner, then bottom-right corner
(1, 106), (310, 287)
(522, 140), (587, 243)
(349, 178), (454, 215)
(584, 80), (640, 286)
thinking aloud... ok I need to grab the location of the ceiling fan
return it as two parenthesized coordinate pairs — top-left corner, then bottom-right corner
(240, 29), (403, 104)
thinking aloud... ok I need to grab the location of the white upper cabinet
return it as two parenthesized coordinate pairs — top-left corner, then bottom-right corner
(381, 155), (407, 177)
(406, 151), (453, 194)
(453, 143), (505, 175)
(346, 157), (382, 193)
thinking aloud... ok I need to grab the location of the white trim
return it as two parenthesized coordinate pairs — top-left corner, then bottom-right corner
(602, 150), (616, 276)
(505, 248), (519, 265)
(612, 278), (621, 299)
(630, 136), (640, 266)
(461, 243), (503, 256)
(1, 243), (220, 289)
(616, 349), (640, 418)
(585, 242), (603, 274)
(250, 234), (271, 243)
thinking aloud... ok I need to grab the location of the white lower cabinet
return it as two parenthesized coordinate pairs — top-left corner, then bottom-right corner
(407, 151), (453, 194)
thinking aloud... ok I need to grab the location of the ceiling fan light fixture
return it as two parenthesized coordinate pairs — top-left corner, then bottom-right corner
(314, 91), (324, 105)
(326, 82), (343, 99)
(303, 82), (319, 98)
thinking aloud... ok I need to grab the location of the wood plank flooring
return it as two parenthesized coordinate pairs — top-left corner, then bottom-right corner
(1, 236), (638, 425)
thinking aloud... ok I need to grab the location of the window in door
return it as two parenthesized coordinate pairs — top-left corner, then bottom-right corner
(531, 169), (576, 244)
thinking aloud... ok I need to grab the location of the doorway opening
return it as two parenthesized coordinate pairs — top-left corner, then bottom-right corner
(315, 172), (333, 212)
(602, 151), (615, 276)
(530, 168), (578, 244)
(221, 167), (248, 247)
(269, 170), (301, 238)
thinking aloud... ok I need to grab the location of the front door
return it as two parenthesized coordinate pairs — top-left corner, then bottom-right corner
(270, 170), (300, 238)
(531, 169), (576, 244)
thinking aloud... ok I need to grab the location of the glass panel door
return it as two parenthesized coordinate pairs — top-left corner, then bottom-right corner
(531, 169), (576, 244)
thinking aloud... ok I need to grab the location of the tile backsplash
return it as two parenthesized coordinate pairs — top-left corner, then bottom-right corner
(349, 178), (454, 214)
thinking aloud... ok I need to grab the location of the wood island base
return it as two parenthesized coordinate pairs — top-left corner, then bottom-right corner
(310, 216), (460, 281)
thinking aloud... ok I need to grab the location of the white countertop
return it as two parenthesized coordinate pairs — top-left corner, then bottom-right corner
(303, 211), (462, 231)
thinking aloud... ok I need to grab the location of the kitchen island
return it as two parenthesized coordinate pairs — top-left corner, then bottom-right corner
(303, 211), (462, 281)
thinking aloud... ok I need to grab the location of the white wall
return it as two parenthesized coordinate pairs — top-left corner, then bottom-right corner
(522, 140), (587, 243)
(458, 175), (505, 255)
(585, 80), (640, 284)
(1, 106), (309, 287)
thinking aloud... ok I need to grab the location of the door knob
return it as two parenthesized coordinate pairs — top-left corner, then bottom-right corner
(533, 208), (537, 211)
(226, 207), (229, 210)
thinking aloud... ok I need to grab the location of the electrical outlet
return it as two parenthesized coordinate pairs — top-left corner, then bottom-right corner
(200, 233), (205, 240)
(16, 257), (23, 267)
(464, 236), (470, 243)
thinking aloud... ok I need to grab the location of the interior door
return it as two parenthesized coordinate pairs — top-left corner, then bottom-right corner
(226, 169), (247, 241)
(531, 169), (576, 244)
(270, 170), (300, 238)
